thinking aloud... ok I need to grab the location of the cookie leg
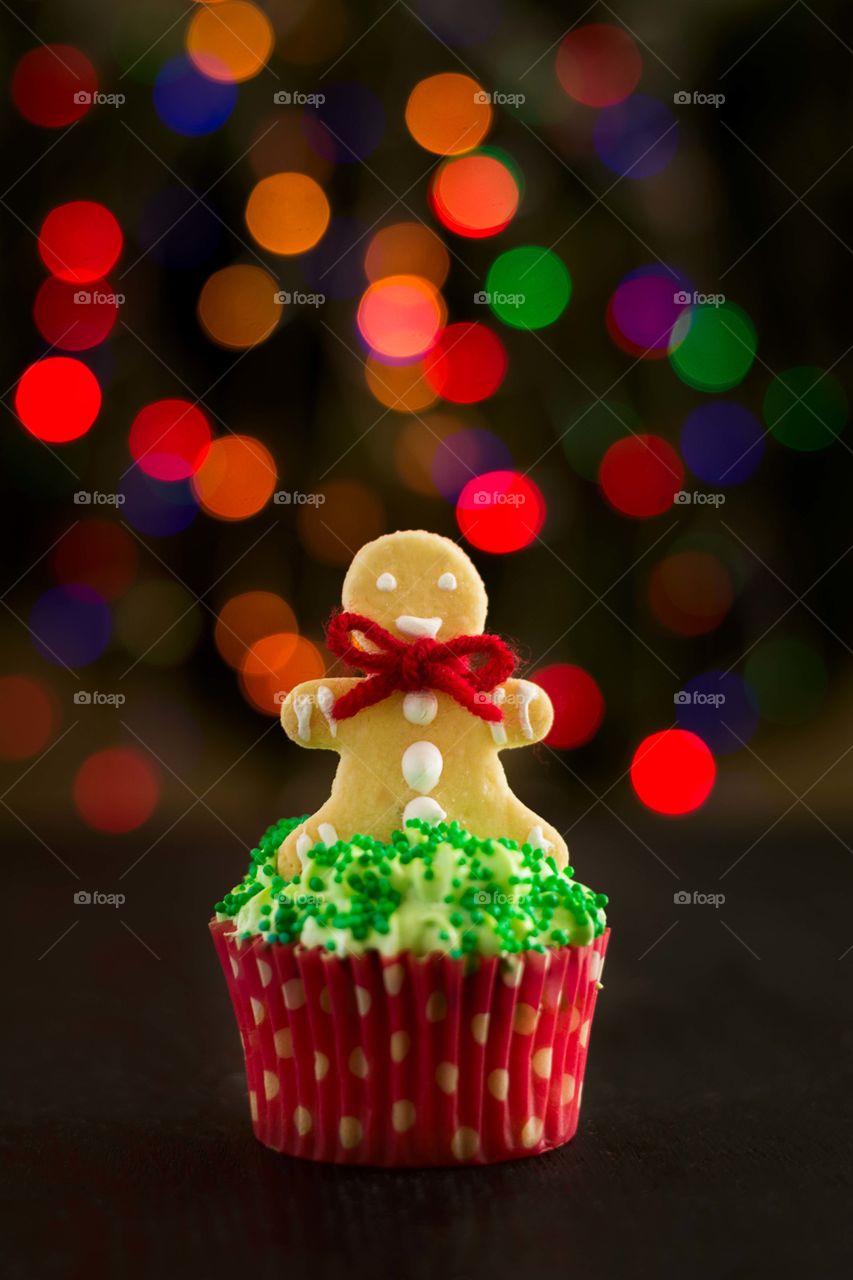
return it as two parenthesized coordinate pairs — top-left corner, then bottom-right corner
(504, 799), (569, 869)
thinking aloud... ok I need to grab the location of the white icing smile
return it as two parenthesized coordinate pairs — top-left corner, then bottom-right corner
(396, 614), (442, 638)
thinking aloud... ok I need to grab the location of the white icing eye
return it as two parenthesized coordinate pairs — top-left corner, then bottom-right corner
(437, 572), (457, 591)
(376, 573), (397, 592)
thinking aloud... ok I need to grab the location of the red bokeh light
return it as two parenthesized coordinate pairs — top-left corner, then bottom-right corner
(630, 729), (716, 815)
(0, 675), (58, 761)
(33, 276), (119, 351)
(423, 323), (508, 404)
(11, 45), (97, 128)
(599, 434), (684, 518)
(15, 357), (102, 442)
(556, 24), (642, 107)
(456, 470), (546, 554)
(73, 747), (160, 833)
(357, 275), (446, 361)
(38, 201), (123, 283)
(51, 520), (139, 600)
(430, 153), (520, 238)
(530, 664), (605, 749)
(129, 399), (212, 481)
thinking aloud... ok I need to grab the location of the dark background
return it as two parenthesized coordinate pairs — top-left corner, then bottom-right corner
(3, 0), (853, 1275)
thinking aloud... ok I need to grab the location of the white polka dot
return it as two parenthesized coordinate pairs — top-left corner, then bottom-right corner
(579, 1019), (591, 1047)
(501, 958), (524, 988)
(532, 1048), (553, 1079)
(426, 991), (447, 1022)
(383, 963), (405, 996)
(561, 1073), (575, 1105)
(250, 997), (266, 1026)
(314, 1051), (329, 1080)
(355, 986), (371, 1016)
(521, 1116), (543, 1148)
(451, 1127), (480, 1160)
(339, 1116), (363, 1149)
(319, 987), (331, 1013)
(249, 1090), (258, 1121)
(435, 1062), (458, 1094)
(282, 978), (305, 1010)
(229, 956), (239, 978)
(391, 1030), (410, 1062)
(349, 1047), (369, 1078)
(256, 958), (272, 988)
(294, 1105), (312, 1136)
(392, 1100), (416, 1133)
(512, 1002), (537, 1035)
(263, 1070), (280, 1101)
(588, 951), (604, 982)
(487, 1068), (509, 1101)
(568, 1005), (582, 1033)
(273, 1027), (293, 1058)
(471, 1013), (490, 1045)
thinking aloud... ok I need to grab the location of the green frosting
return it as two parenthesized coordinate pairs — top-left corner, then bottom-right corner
(214, 816), (608, 958)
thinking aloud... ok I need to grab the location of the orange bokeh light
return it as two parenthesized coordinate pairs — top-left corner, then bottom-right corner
(215, 591), (298, 668)
(248, 114), (334, 184)
(297, 480), (385, 565)
(0, 675), (58, 761)
(73, 747), (160, 833)
(431, 153), (520, 238)
(365, 222), (450, 287)
(192, 435), (277, 520)
(197, 265), (281, 348)
(240, 633), (325, 715)
(648, 551), (734, 636)
(364, 355), (439, 413)
(394, 413), (461, 495)
(245, 172), (330, 255)
(405, 73), (492, 155)
(186, 0), (274, 82)
(357, 275), (446, 361)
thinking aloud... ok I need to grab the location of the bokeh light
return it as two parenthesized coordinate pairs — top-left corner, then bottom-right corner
(154, 55), (237, 136)
(763, 367), (847, 452)
(116, 580), (203, 666)
(73, 747), (160, 833)
(530, 664), (605, 748)
(365, 355), (439, 412)
(431, 426), (513, 501)
(29, 584), (112, 668)
(197, 265), (281, 348)
(12, 45), (97, 128)
(192, 435), (277, 520)
(561, 399), (638, 481)
(15, 357), (102, 443)
(186, 0), (274, 82)
(302, 82), (385, 164)
(744, 638), (828, 726)
(669, 302), (757, 392)
(245, 172), (330, 255)
(680, 400), (765, 485)
(394, 413), (461, 494)
(648, 551), (734, 636)
(556, 24), (642, 107)
(456, 470), (546, 554)
(33, 276), (119, 351)
(248, 112), (333, 185)
(599, 435), (684, 518)
(51, 521), (139, 601)
(630, 728), (716, 815)
(38, 202), (123, 283)
(674, 670), (760, 755)
(423, 323), (507, 404)
(215, 591), (298, 669)
(138, 187), (222, 269)
(365, 222), (449, 288)
(412, 0), (502, 49)
(593, 95), (679, 179)
(0, 676), (58, 761)
(357, 275), (446, 361)
(486, 246), (571, 329)
(607, 265), (693, 358)
(275, 0), (349, 66)
(129, 400), (212, 482)
(300, 217), (366, 300)
(240, 633), (326, 715)
(121, 469), (199, 537)
(430, 151), (520, 238)
(296, 480), (385, 565)
(114, 1), (189, 84)
(405, 73), (492, 155)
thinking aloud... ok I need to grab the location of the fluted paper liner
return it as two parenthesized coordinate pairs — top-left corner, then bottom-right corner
(211, 920), (609, 1167)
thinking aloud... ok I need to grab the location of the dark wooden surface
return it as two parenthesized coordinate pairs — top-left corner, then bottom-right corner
(5, 814), (852, 1278)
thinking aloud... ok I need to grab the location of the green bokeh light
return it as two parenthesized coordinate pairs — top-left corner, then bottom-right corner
(486, 246), (571, 330)
(668, 302), (757, 392)
(561, 399), (639, 480)
(763, 366), (847, 452)
(744, 637), (827, 726)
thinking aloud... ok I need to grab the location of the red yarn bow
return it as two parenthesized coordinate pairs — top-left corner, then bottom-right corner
(325, 611), (515, 723)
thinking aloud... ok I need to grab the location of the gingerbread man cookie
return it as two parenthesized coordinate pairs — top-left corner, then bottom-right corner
(278, 530), (567, 876)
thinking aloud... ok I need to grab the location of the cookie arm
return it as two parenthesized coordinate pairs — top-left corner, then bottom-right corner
(492, 678), (553, 749)
(280, 678), (360, 750)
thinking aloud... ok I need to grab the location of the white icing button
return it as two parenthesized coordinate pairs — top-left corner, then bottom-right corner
(402, 691), (438, 726)
(437, 572), (457, 591)
(403, 796), (446, 826)
(376, 573), (397, 591)
(401, 741), (443, 793)
(294, 694), (312, 741)
(318, 822), (338, 846)
(527, 825), (554, 855)
(396, 614), (441, 638)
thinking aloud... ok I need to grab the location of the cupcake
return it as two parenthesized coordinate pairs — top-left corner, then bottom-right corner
(210, 530), (610, 1165)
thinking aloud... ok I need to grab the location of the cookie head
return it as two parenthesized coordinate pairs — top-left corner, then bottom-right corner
(341, 530), (488, 639)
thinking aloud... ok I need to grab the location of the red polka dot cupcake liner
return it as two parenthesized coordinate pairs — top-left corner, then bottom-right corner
(210, 921), (609, 1167)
